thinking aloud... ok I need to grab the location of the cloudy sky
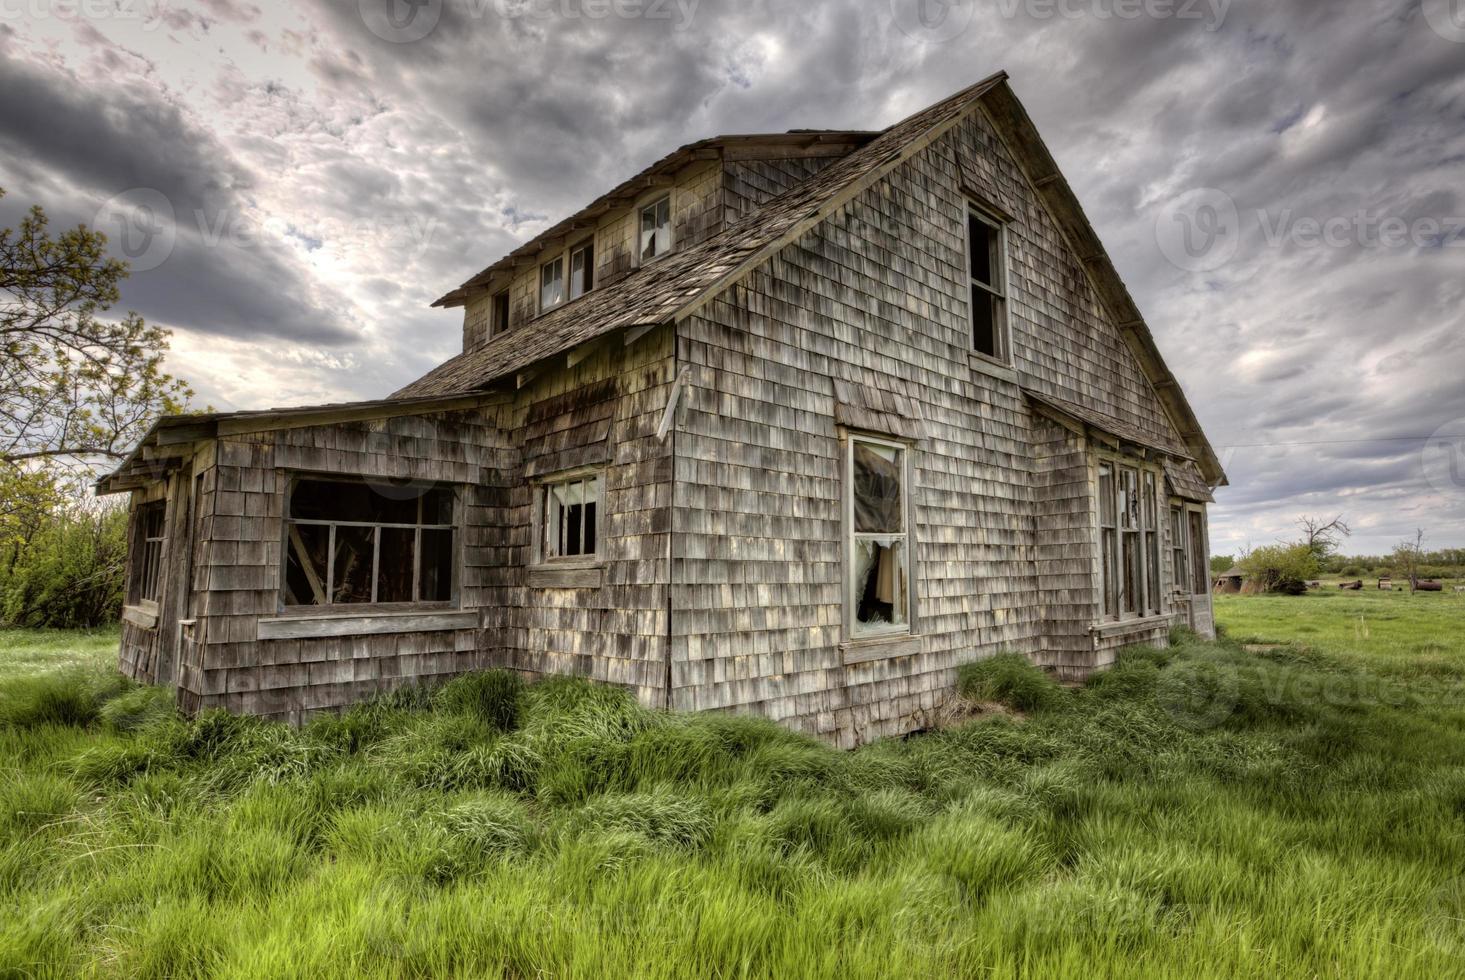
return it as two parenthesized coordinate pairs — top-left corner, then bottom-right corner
(2, 0), (1463, 555)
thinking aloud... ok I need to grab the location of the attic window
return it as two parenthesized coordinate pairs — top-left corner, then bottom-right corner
(639, 196), (671, 261)
(490, 289), (510, 336)
(967, 205), (1009, 362)
(540, 256), (565, 312)
(284, 477), (457, 608)
(569, 240), (594, 300)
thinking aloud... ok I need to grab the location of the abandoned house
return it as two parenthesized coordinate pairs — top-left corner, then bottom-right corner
(98, 72), (1226, 747)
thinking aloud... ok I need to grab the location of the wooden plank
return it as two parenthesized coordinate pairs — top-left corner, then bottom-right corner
(256, 610), (477, 641)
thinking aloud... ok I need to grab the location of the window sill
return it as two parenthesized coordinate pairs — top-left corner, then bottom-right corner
(841, 633), (921, 665)
(121, 604), (159, 630)
(257, 609), (476, 641)
(967, 351), (1017, 383)
(528, 562), (604, 589)
(1089, 614), (1175, 640)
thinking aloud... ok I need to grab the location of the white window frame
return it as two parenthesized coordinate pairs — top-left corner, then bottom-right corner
(964, 201), (1010, 364)
(637, 194), (673, 264)
(568, 238), (594, 301)
(538, 255), (565, 313)
(534, 468), (603, 565)
(845, 433), (914, 640)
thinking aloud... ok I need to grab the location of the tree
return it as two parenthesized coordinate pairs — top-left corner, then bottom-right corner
(1210, 554), (1235, 573)
(1296, 514), (1351, 560)
(1, 187), (192, 480)
(1392, 529), (1425, 592)
(1236, 543), (1319, 595)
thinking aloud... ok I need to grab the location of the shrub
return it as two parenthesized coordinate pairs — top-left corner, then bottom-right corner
(1236, 543), (1320, 594)
(957, 653), (1066, 712)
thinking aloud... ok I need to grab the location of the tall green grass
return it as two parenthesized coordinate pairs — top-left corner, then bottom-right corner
(1, 629), (1464, 977)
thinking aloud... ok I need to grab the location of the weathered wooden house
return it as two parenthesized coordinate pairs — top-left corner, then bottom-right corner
(99, 73), (1225, 747)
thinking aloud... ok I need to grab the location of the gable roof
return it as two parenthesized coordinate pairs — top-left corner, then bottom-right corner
(396, 71), (1223, 487)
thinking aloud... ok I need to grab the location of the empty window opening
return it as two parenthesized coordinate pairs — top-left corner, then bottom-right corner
(849, 437), (910, 636)
(284, 478), (456, 607)
(967, 205), (1009, 361)
(541, 474), (601, 560)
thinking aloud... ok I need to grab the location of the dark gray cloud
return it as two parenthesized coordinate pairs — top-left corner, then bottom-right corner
(2, 0), (1462, 552)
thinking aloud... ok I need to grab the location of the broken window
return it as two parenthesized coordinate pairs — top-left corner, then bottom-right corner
(967, 204), (1009, 362)
(129, 501), (166, 605)
(1189, 510), (1208, 595)
(1100, 460), (1166, 621)
(569, 240), (594, 300)
(540, 256), (565, 312)
(283, 478), (456, 607)
(639, 196), (671, 261)
(541, 473), (600, 560)
(1098, 463), (1117, 618)
(1170, 505), (1189, 594)
(848, 437), (910, 636)
(1143, 471), (1161, 614)
(490, 288), (510, 337)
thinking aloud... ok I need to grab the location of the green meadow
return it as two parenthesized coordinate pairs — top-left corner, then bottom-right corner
(2, 590), (1464, 978)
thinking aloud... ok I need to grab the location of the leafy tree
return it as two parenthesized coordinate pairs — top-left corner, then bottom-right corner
(1236, 543), (1319, 595)
(0, 494), (127, 628)
(1, 186), (192, 477)
(1209, 554), (1235, 573)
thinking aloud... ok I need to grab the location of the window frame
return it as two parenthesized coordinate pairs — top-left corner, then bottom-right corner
(568, 239), (594, 301)
(280, 473), (461, 614)
(637, 193), (673, 264)
(533, 467), (604, 566)
(1095, 454), (1165, 623)
(964, 201), (1011, 365)
(538, 254), (565, 314)
(489, 288), (511, 337)
(844, 433), (915, 641)
(129, 500), (167, 608)
(1170, 504), (1190, 595)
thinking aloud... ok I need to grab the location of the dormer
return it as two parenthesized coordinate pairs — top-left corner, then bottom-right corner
(442, 131), (878, 352)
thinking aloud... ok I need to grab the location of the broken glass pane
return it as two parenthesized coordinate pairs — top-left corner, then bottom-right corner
(853, 537), (907, 633)
(285, 523), (329, 606)
(376, 527), (415, 603)
(853, 442), (903, 533)
(332, 525), (374, 604)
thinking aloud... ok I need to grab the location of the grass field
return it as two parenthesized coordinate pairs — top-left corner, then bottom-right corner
(2, 595), (1465, 978)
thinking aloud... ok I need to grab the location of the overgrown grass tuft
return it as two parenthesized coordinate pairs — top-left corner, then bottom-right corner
(2, 619), (1465, 976)
(957, 652), (1067, 712)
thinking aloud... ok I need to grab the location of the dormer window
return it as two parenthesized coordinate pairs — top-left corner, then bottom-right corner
(540, 256), (565, 312)
(490, 288), (510, 337)
(569, 240), (594, 300)
(639, 196), (671, 261)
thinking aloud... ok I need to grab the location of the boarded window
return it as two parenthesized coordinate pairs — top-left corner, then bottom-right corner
(541, 474), (600, 560)
(130, 501), (166, 605)
(284, 478), (456, 607)
(967, 205), (1008, 361)
(639, 196), (671, 261)
(490, 289), (510, 336)
(569, 240), (594, 300)
(848, 438), (910, 636)
(540, 256), (564, 311)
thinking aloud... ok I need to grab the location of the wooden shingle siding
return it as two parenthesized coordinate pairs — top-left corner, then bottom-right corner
(669, 105), (1204, 746)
